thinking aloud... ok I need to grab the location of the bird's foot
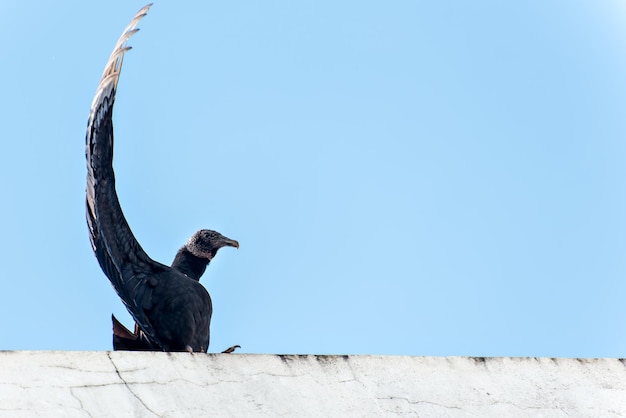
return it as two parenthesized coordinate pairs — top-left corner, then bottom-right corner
(221, 345), (241, 354)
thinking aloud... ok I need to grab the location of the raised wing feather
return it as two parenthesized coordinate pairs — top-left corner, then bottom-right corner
(85, 4), (164, 348)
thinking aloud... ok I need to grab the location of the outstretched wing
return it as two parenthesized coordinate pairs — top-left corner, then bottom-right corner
(86, 3), (163, 348)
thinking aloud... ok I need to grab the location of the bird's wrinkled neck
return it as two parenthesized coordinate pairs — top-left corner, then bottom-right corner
(171, 247), (209, 281)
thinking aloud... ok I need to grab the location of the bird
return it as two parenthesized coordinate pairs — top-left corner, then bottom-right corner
(86, 3), (239, 353)
(111, 229), (241, 352)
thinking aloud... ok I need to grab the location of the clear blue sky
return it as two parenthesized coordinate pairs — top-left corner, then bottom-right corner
(1, 1), (625, 357)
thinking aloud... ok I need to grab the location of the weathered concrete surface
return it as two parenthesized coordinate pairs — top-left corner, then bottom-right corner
(0, 352), (624, 417)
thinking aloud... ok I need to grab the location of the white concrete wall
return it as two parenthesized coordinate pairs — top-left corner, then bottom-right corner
(0, 351), (624, 417)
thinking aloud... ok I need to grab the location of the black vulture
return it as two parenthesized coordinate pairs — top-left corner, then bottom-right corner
(86, 4), (238, 353)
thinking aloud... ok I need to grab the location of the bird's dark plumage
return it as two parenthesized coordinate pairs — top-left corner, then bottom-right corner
(86, 4), (238, 352)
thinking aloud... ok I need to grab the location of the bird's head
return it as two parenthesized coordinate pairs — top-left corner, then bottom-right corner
(185, 229), (239, 261)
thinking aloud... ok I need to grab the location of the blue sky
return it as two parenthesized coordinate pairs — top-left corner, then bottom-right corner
(1, 1), (626, 357)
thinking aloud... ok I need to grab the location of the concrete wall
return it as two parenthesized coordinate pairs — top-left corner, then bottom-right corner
(0, 351), (624, 417)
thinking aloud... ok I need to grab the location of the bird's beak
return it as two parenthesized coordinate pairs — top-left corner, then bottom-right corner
(221, 237), (239, 249)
